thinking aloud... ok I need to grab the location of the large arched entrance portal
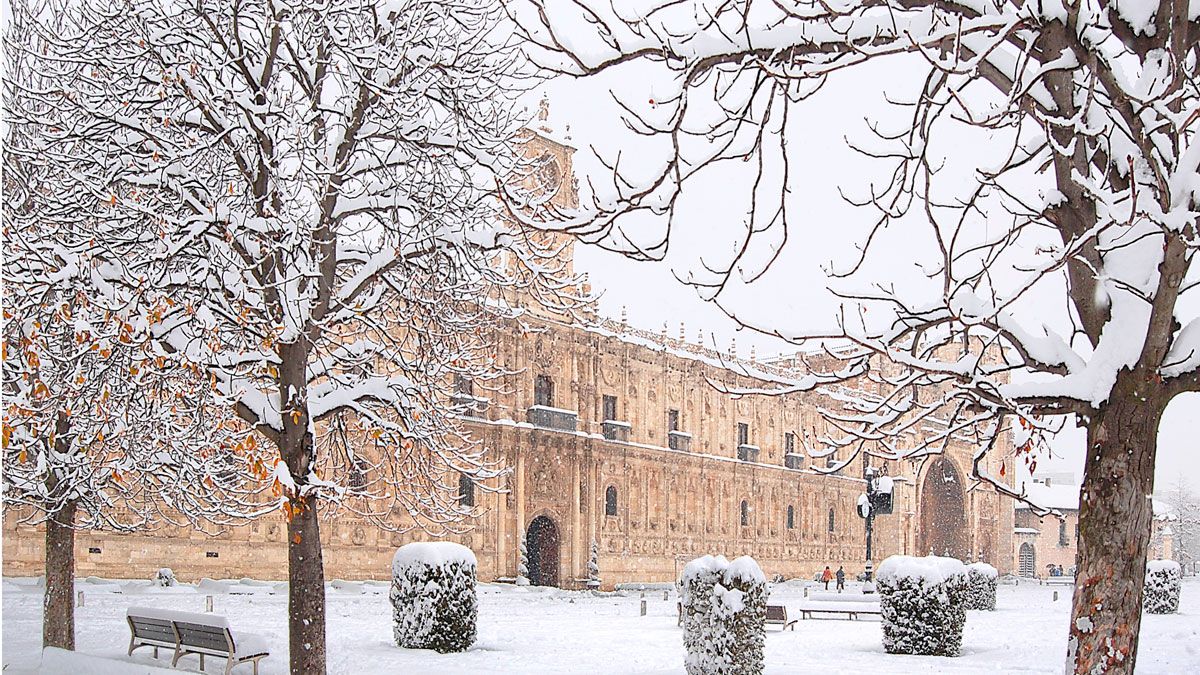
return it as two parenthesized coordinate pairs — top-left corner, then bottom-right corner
(918, 457), (968, 559)
(526, 515), (560, 587)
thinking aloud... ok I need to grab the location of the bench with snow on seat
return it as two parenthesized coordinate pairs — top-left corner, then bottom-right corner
(1041, 576), (1075, 586)
(795, 600), (882, 621)
(765, 604), (798, 631)
(126, 607), (270, 674)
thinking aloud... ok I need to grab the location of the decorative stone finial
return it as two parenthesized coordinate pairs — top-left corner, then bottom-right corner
(538, 95), (550, 122)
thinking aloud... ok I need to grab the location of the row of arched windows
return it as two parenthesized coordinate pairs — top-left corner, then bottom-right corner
(602, 485), (837, 533)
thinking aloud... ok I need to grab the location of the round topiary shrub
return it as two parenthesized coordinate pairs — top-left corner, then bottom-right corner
(1143, 559), (1181, 614)
(877, 555), (967, 656)
(390, 541), (478, 653)
(678, 555), (767, 675)
(964, 562), (998, 611)
(154, 568), (177, 587)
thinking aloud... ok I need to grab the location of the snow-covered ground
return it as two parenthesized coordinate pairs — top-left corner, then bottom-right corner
(4, 576), (1199, 673)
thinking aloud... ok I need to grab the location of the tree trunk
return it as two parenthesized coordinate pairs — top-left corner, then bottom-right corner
(43, 499), (78, 650)
(1067, 380), (1164, 674)
(287, 493), (326, 674)
(275, 337), (328, 674)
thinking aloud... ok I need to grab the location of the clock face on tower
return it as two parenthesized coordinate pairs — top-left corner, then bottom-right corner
(533, 152), (562, 197)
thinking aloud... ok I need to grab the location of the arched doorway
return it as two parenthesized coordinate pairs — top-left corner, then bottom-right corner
(1019, 542), (1036, 577)
(526, 515), (560, 587)
(918, 457), (968, 559)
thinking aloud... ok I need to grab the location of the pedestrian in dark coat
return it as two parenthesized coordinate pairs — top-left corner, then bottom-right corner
(835, 566), (846, 592)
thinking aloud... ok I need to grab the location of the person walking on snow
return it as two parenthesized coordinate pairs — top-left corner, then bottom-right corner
(835, 566), (846, 592)
(821, 566), (833, 590)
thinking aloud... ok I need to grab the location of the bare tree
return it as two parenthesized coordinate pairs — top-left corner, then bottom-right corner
(3, 7), (269, 651)
(514, 2), (1199, 673)
(5, 0), (576, 671)
(1157, 475), (1200, 568)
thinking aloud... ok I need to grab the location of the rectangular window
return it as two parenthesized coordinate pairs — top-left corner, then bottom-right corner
(455, 375), (473, 397)
(1059, 520), (1069, 547)
(534, 375), (554, 408)
(785, 432), (795, 453)
(668, 409), (680, 432)
(603, 395), (618, 421)
(737, 422), (749, 446)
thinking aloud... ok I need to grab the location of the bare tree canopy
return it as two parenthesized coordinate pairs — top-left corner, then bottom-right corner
(513, 1), (1198, 673)
(5, 0), (577, 671)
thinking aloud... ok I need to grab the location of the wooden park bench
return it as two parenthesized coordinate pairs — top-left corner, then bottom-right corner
(765, 604), (797, 631)
(1042, 576), (1075, 586)
(795, 601), (882, 621)
(127, 607), (270, 675)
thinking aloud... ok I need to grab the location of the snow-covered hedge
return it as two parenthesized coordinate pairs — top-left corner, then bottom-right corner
(964, 562), (998, 611)
(390, 542), (478, 653)
(1143, 559), (1181, 614)
(877, 555), (968, 656)
(678, 555), (767, 675)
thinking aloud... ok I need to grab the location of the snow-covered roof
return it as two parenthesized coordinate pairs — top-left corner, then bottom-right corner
(544, 313), (812, 385)
(1014, 482), (1081, 511)
(1013, 527), (1040, 535)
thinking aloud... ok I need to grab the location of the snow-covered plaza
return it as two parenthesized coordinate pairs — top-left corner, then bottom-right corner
(4, 576), (1198, 674)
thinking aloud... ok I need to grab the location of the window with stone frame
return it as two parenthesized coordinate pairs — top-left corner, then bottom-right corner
(668, 408), (680, 432)
(786, 505), (795, 529)
(458, 473), (475, 507)
(785, 431), (795, 453)
(1059, 519), (1069, 546)
(455, 374), (473, 397)
(740, 500), (750, 527)
(603, 394), (618, 421)
(737, 422), (749, 446)
(349, 456), (369, 490)
(828, 507), (836, 533)
(605, 485), (618, 516)
(535, 374), (554, 407)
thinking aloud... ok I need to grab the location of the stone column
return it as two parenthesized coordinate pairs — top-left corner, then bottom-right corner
(516, 450), (526, 568)
(572, 453), (582, 582)
(496, 438), (510, 577)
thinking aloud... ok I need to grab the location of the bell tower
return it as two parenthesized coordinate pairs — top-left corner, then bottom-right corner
(515, 96), (580, 281)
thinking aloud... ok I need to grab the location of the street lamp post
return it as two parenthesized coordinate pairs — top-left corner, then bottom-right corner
(857, 464), (894, 593)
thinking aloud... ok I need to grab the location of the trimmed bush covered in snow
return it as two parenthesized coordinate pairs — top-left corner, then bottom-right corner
(877, 555), (968, 656)
(1143, 559), (1181, 614)
(678, 555), (767, 675)
(587, 540), (601, 589)
(964, 562), (998, 611)
(516, 530), (530, 586)
(391, 542), (478, 653)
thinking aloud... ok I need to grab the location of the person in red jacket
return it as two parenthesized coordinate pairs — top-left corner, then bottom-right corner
(821, 566), (833, 590)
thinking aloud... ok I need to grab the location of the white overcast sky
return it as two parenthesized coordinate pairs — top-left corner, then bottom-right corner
(533, 54), (1199, 494)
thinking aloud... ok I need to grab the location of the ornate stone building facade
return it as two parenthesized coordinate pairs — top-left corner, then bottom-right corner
(2, 126), (1015, 587)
